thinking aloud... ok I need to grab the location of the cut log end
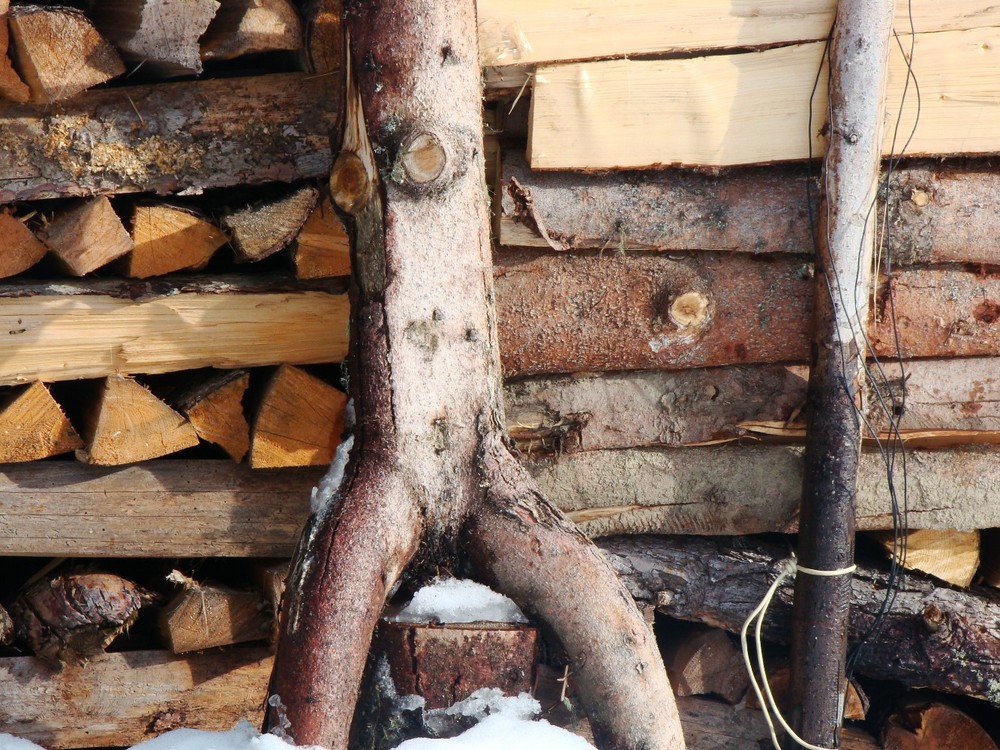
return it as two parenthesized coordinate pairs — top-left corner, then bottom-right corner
(175, 370), (251, 462)
(41, 197), (134, 277)
(0, 381), (82, 462)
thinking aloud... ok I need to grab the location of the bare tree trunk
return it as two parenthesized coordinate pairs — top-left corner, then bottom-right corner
(264, 2), (685, 749)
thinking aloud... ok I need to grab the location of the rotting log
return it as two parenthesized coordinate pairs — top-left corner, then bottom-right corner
(0, 72), (336, 202)
(600, 535), (1000, 705)
(264, 0), (685, 746)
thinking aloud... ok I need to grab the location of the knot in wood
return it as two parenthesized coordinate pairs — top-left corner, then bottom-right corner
(396, 130), (448, 188)
(668, 291), (711, 329)
(330, 151), (372, 215)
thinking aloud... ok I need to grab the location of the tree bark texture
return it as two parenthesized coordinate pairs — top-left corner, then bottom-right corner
(601, 535), (1000, 706)
(264, 3), (685, 749)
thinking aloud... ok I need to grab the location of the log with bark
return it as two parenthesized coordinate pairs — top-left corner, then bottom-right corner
(263, 2), (686, 747)
(600, 534), (1000, 705)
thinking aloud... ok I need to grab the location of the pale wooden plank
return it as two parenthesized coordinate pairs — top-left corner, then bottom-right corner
(529, 29), (1000, 169)
(0, 460), (318, 557)
(0, 648), (272, 749)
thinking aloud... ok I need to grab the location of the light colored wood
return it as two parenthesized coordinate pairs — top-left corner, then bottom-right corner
(41, 197), (134, 276)
(0, 72), (336, 203)
(0, 279), (348, 385)
(0, 460), (318, 557)
(872, 529), (981, 588)
(78, 375), (200, 466)
(125, 204), (227, 278)
(90, 0), (221, 77)
(7, 5), (124, 103)
(175, 370), (251, 462)
(0, 1), (30, 103)
(223, 187), (319, 262)
(249, 364), (346, 468)
(882, 701), (999, 750)
(0, 210), (46, 277)
(529, 29), (1000, 169)
(160, 572), (270, 653)
(0, 381), (82, 462)
(294, 196), (351, 279)
(201, 0), (303, 60)
(0, 648), (272, 749)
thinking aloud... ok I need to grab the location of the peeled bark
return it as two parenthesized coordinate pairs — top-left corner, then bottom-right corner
(264, 2), (685, 748)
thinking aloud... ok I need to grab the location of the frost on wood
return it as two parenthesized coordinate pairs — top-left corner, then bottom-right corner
(392, 579), (528, 625)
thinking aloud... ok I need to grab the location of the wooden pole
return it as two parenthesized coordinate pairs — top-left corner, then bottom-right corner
(789, 0), (895, 747)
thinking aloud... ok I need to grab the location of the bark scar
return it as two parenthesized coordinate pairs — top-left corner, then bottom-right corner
(507, 176), (574, 252)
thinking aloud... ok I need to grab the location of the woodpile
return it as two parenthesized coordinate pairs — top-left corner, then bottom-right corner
(1, 0), (1000, 747)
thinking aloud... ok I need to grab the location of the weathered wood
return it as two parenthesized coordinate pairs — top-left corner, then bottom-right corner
(77, 375), (200, 466)
(249, 364), (346, 468)
(526, 445), (1000, 537)
(41, 196), (134, 276)
(160, 572), (270, 654)
(223, 186), (319, 262)
(0, 648), (272, 749)
(174, 369), (251, 462)
(0, 460), (319, 557)
(601, 534), (1000, 704)
(201, 0), (303, 61)
(125, 204), (227, 278)
(0, 72), (336, 203)
(529, 29), (1000, 169)
(301, 0), (340, 74)
(0, 209), (46, 277)
(90, 0), (221, 77)
(882, 701), (999, 750)
(7, 6), (124, 103)
(871, 529), (981, 588)
(0, 276), (348, 384)
(662, 626), (747, 705)
(0, 381), (82, 462)
(495, 250), (812, 377)
(294, 196), (352, 279)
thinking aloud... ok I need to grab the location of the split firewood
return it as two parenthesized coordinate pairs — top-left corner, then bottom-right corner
(0, 209), (46, 277)
(0, 603), (12, 646)
(882, 701), (998, 750)
(662, 626), (747, 705)
(222, 187), (319, 263)
(744, 660), (868, 720)
(0, 381), (82, 462)
(124, 204), (227, 278)
(40, 197), (134, 276)
(159, 570), (270, 654)
(89, 0), (221, 77)
(7, 5), (124, 103)
(77, 375), (200, 466)
(294, 196), (351, 279)
(301, 0), (340, 75)
(174, 370), (250, 462)
(255, 561), (288, 644)
(249, 365), (347, 468)
(9, 571), (157, 664)
(871, 529), (981, 588)
(0, 0), (30, 102)
(201, 0), (303, 61)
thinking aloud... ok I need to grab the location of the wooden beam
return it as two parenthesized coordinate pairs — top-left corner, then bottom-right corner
(0, 460), (318, 557)
(0, 648), (271, 749)
(0, 276), (348, 384)
(529, 29), (1000, 169)
(0, 72), (336, 203)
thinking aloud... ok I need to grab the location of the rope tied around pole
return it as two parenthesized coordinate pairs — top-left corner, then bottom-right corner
(741, 557), (857, 750)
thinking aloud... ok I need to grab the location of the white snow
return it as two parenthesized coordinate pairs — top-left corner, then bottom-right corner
(310, 433), (355, 514)
(0, 722), (322, 750)
(395, 713), (595, 750)
(391, 578), (528, 625)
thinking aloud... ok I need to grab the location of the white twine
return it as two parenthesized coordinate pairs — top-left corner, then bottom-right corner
(740, 557), (857, 750)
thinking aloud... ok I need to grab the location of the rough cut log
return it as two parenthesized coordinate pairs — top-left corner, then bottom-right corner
(89, 0), (221, 77)
(0, 381), (82, 462)
(0, 460), (318, 557)
(662, 626), (747, 705)
(495, 250), (812, 377)
(174, 369), (251, 462)
(882, 702), (999, 750)
(0, 209), (46, 276)
(0, 276), (348, 385)
(294, 195), (352, 279)
(160, 571), (270, 654)
(0, 0), (30, 103)
(0, 72), (336, 203)
(871, 529), (981, 588)
(7, 5), (124, 103)
(10, 572), (156, 664)
(249, 364), (346, 468)
(77, 375), (200, 465)
(124, 203), (227, 278)
(527, 445), (1000, 537)
(601, 534), (1000, 705)
(40, 196), (134, 276)
(201, 0), (303, 60)
(0, 648), (272, 749)
(222, 186), (319, 263)
(301, 0), (340, 74)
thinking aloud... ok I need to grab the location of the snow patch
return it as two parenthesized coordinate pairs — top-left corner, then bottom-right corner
(395, 713), (594, 750)
(0, 735), (47, 750)
(392, 579), (528, 624)
(310, 433), (354, 515)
